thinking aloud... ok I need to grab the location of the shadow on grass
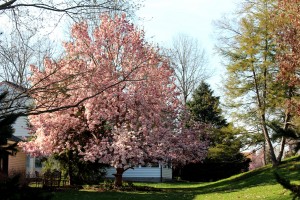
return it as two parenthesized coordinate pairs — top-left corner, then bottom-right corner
(51, 156), (300, 200)
(51, 171), (274, 200)
(0, 187), (54, 200)
(160, 156), (300, 196)
(52, 189), (196, 200)
(50, 169), (281, 200)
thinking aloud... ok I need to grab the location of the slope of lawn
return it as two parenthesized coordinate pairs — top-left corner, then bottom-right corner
(52, 156), (300, 200)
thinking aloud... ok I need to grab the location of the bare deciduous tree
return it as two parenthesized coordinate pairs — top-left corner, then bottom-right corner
(0, 0), (141, 41)
(0, 0), (142, 86)
(167, 34), (209, 105)
(0, 0), (139, 17)
(0, 31), (58, 87)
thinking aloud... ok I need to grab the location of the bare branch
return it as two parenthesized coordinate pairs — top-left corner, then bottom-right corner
(0, 0), (17, 10)
(166, 34), (209, 104)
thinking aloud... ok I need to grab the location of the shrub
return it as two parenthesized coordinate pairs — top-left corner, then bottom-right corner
(175, 153), (250, 182)
(0, 172), (53, 200)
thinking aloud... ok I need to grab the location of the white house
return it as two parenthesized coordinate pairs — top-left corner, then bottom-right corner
(105, 164), (172, 182)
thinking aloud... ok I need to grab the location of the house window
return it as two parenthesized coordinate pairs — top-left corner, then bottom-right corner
(35, 158), (42, 168)
(26, 156), (30, 168)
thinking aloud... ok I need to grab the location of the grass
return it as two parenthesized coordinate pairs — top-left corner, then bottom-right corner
(50, 156), (300, 200)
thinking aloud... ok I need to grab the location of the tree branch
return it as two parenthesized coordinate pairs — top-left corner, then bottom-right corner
(0, 0), (17, 10)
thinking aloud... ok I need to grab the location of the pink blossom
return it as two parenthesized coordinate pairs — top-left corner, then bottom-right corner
(20, 14), (209, 169)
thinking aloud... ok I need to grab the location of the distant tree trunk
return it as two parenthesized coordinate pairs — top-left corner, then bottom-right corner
(262, 141), (266, 166)
(68, 151), (75, 185)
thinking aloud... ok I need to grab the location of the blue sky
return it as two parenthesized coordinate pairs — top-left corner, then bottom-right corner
(0, 0), (238, 95)
(136, 0), (238, 95)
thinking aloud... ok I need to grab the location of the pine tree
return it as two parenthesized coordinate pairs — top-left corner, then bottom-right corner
(0, 91), (19, 152)
(187, 81), (227, 128)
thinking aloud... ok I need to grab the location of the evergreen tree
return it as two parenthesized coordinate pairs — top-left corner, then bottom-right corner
(208, 124), (244, 161)
(0, 93), (53, 200)
(178, 82), (250, 181)
(187, 81), (227, 128)
(0, 91), (19, 153)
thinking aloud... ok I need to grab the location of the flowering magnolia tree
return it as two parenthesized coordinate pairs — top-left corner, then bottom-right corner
(20, 14), (209, 186)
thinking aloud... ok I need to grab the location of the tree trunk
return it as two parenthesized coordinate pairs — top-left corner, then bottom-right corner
(261, 122), (278, 167)
(262, 141), (266, 166)
(277, 137), (286, 162)
(276, 114), (291, 162)
(251, 60), (278, 167)
(68, 151), (75, 185)
(113, 168), (124, 187)
(277, 88), (293, 162)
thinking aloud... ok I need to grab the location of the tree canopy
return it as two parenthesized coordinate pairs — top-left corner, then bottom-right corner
(178, 82), (249, 181)
(187, 81), (227, 129)
(19, 14), (209, 186)
(215, 0), (287, 166)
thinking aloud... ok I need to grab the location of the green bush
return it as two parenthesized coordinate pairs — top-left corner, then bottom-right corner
(0, 172), (53, 200)
(175, 153), (250, 182)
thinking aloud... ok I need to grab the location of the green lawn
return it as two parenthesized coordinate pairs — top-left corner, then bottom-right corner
(51, 156), (300, 200)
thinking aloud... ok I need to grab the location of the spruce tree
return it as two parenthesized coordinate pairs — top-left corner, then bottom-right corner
(187, 81), (227, 128)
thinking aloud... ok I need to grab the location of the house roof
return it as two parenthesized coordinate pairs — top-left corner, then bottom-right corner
(2, 136), (24, 147)
(0, 136), (23, 150)
(8, 135), (23, 143)
(0, 81), (27, 93)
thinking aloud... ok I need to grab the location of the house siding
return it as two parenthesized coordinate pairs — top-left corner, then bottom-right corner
(162, 167), (172, 179)
(105, 166), (172, 182)
(8, 148), (26, 177)
(13, 116), (28, 137)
